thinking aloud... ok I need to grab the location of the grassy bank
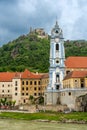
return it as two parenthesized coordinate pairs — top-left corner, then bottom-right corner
(0, 111), (87, 123)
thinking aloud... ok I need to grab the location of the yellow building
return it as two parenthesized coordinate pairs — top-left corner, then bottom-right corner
(63, 71), (87, 89)
(21, 69), (49, 104)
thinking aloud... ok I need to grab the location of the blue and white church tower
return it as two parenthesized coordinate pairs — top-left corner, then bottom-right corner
(45, 21), (65, 105)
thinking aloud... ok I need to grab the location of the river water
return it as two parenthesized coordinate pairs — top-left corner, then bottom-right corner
(0, 119), (87, 130)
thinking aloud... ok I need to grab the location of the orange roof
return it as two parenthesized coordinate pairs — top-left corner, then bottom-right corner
(21, 69), (43, 79)
(14, 72), (22, 79)
(41, 73), (49, 78)
(64, 71), (87, 80)
(65, 56), (87, 68)
(0, 72), (16, 82)
(0, 69), (49, 82)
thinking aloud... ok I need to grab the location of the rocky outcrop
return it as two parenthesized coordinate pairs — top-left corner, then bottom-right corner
(76, 94), (87, 111)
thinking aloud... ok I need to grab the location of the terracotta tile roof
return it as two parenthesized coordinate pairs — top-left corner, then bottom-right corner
(65, 56), (87, 68)
(64, 71), (87, 80)
(41, 73), (49, 78)
(0, 69), (48, 82)
(14, 72), (22, 78)
(21, 69), (43, 79)
(0, 72), (16, 82)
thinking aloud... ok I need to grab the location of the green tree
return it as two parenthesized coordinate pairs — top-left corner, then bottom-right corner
(29, 95), (35, 104)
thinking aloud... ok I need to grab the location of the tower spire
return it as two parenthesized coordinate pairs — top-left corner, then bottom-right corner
(56, 20), (58, 26)
(56, 16), (58, 25)
(55, 17), (59, 28)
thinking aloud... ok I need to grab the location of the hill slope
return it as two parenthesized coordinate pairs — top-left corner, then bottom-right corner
(0, 33), (87, 72)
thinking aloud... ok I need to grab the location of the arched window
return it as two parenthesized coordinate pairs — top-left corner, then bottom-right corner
(56, 44), (59, 50)
(56, 74), (59, 82)
(22, 81), (24, 85)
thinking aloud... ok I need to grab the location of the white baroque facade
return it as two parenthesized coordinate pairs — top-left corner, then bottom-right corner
(45, 21), (65, 105)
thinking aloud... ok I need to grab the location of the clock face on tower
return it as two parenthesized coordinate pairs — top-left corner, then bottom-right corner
(55, 38), (59, 43)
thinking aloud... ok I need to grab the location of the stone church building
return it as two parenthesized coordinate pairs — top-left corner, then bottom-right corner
(45, 21), (87, 111)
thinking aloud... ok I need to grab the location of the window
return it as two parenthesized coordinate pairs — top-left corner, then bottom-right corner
(22, 93), (24, 96)
(38, 87), (41, 90)
(56, 44), (59, 50)
(56, 74), (59, 82)
(15, 93), (17, 96)
(15, 87), (17, 91)
(38, 93), (41, 96)
(30, 81), (32, 85)
(15, 81), (18, 86)
(81, 83), (84, 88)
(2, 90), (4, 93)
(81, 78), (84, 88)
(26, 81), (28, 85)
(26, 87), (28, 90)
(8, 84), (10, 87)
(22, 81), (24, 85)
(69, 92), (71, 96)
(34, 87), (37, 90)
(75, 80), (78, 88)
(34, 81), (37, 85)
(56, 85), (59, 90)
(8, 90), (10, 93)
(24, 99), (25, 103)
(75, 80), (77, 82)
(38, 81), (40, 85)
(34, 93), (37, 96)
(66, 71), (70, 74)
(22, 87), (24, 90)
(26, 93), (28, 96)
(2, 84), (4, 87)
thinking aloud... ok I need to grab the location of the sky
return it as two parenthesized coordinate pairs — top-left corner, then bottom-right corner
(0, 0), (87, 46)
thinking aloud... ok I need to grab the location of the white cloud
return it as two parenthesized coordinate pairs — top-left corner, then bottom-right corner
(0, 0), (87, 45)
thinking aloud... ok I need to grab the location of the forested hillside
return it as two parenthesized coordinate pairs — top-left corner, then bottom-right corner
(0, 33), (87, 72)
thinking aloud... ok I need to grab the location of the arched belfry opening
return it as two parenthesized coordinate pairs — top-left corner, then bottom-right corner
(56, 44), (59, 50)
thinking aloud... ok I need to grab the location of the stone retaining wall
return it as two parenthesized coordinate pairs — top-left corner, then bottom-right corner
(19, 104), (68, 113)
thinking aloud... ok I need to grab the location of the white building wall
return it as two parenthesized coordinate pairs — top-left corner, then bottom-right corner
(60, 89), (87, 110)
(12, 78), (21, 105)
(0, 82), (12, 98)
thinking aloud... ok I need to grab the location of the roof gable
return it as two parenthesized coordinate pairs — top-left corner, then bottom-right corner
(21, 69), (42, 79)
